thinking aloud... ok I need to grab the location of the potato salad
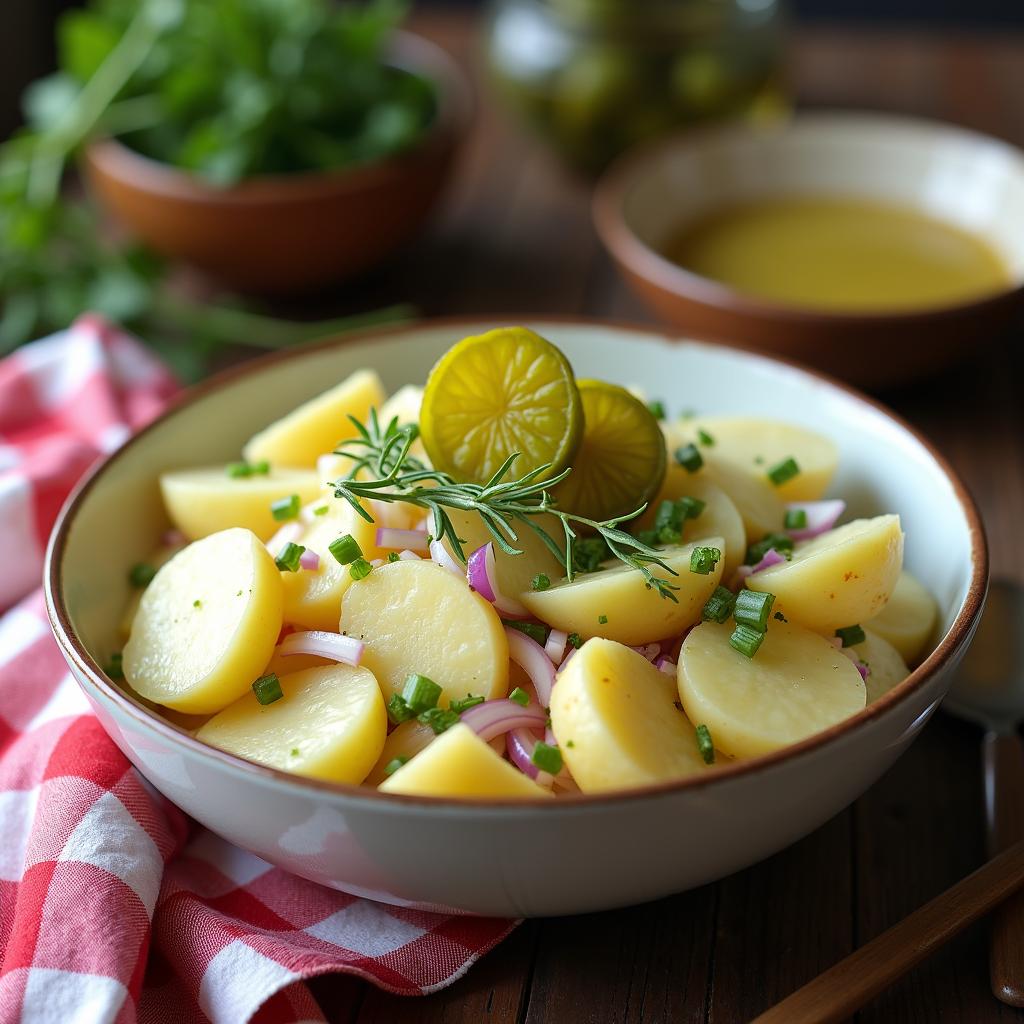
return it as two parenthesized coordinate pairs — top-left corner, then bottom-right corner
(115, 328), (939, 798)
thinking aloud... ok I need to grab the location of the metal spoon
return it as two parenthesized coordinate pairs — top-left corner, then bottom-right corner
(945, 578), (1024, 1007)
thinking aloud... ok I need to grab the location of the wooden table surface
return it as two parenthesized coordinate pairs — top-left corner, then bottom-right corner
(304, 11), (1024, 1022)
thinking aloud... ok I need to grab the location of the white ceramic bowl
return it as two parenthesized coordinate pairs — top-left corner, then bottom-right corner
(45, 320), (986, 917)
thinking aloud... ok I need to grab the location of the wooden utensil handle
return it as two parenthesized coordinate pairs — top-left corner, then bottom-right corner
(750, 840), (1024, 1024)
(985, 732), (1024, 1006)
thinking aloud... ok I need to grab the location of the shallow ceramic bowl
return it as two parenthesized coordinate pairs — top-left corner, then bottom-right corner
(594, 112), (1024, 388)
(45, 320), (986, 917)
(83, 33), (470, 294)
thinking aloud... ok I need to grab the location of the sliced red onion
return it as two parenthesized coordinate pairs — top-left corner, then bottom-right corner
(828, 635), (843, 650)
(730, 565), (754, 590)
(545, 628), (568, 665)
(161, 528), (186, 548)
(398, 549), (421, 561)
(459, 699), (547, 741)
(856, 661), (870, 681)
(751, 548), (787, 574)
(787, 499), (845, 541)
(505, 626), (556, 707)
(429, 538), (462, 576)
(266, 521), (302, 556)
(839, 645), (871, 679)
(277, 629), (364, 666)
(507, 727), (543, 780)
(467, 543), (528, 616)
(655, 655), (676, 675)
(298, 548), (320, 571)
(375, 527), (429, 551)
(630, 643), (661, 662)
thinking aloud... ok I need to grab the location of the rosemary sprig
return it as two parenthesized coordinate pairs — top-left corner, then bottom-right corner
(332, 411), (680, 600)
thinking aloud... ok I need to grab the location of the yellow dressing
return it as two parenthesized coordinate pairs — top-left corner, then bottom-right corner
(664, 197), (1010, 312)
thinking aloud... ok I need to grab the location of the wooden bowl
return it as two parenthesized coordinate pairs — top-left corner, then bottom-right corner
(83, 33), (471, 294)
(593, 113), (1024, 388)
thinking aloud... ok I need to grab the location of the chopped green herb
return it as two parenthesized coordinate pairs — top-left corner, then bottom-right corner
(674, 443), (703, 473)
(329, 533), (362, 565)
(734, 589), (776, 632)
(383, 756), (408, 777)
(275, 542), (305, 573)
(509, 687), (530, 707)
(449, 694), (485, 714)
(754, 455), (765, 465)
(349, 557), (373, 580)
(192, 599), (202, 608)
(689, 546), (721, 575)
(647, 399), (666, 420)
(532, 573), (551, 591)
(385, 551), (399, 562)
(418, 707), (460, 735)
(227, 461), (252, 478)
(313, 504), (330, 517)
(598, 614), (609, 625)
(129, 562), (157, 588)
(745, 533), (794, 566)
(105, 652), (124, 680)
(695, 724), (715, 764)
(835, 624), (866, 648)
(503, 619), (549, 645)
(697, 428), (715, 447)
(767, 457), (800, 486)
(566, 739), (575, 748)
(402, 673), (442, 713)
(774, 611), (788, 623)
(290, 747), (300, 757)
(701, 585), (737, 623)
(567, 632), (583, 649)
(572, 536), (611, 574)
(271, 494), (300, 521)
(635, 528), (661, 547)
(531, 741), (563, 774)
(729, 623), (765, 658)
(387, 694), (416, 725)
(784, 508), (808, 530)
(252, 461), (270, 476)
(252, 673), (283, 705)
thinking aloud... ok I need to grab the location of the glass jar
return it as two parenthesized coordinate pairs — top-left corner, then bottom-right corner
(485, 0), (787, 175)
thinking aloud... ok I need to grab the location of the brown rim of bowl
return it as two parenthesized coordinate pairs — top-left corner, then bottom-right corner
(44, 316), (988, 812)
(593, 111), (1024, 326)
(83, 30), (473, 204)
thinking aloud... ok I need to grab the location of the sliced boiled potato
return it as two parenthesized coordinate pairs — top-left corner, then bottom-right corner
(520, 538), (724, 645)
(262, 649), (329, 677)
(746, 515), (903, 633)
(160, 466), (321, 542)
(123, 528), (283, 714)
(849, 628), (910, 704)
(550, 638), (710, 792)
(242, 369), (386, 468)
(379, 723), (551, 799)
(444, 508), (565, 598)
(339, 559), (509, 705)
(281, 504), (379, 631)
(867, 570), (938, 665)
(118, 541), (187, 640)
(196, 664), (386, 783)
(379, 384), (428, 460)
(636, 472), (746, 575)
(678, 620), (866, 758)
(364, 719), (437, 787)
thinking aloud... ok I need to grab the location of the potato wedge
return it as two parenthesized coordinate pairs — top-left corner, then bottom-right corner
(379, 384), (428, 460)
(550, 638), (710, 792)
(678, 620), (866, 758)
(379, 723), (552, 798)
(746, 515), (903, 633)
(196, 664), (386, 783)
(849, 628), (910, 704)
(339, 559), (509, 705)
(123, 528), (283, 714)
(242, 369), (386, 468)
(160, 466), (321, 542)
(520, 538), (724, 645)
(866, 570), (938, 665)
(364, 719), (437, 787)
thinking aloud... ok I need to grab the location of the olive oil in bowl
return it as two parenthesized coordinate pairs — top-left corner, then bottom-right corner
(663, 197), (1011, 313)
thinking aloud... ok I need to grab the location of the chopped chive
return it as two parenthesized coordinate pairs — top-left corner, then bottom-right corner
(387, 551), (400, 562)
(129, 562), (156, 588)
(674, 443), (703, 473)
(383, 756), (408, 777)
(418, 707), (460, 734)
(349, 557), (373, 580)
(105, 652), (124, 680)
(502, 619), (549, 645)
(251, 461), (270, 475)
(734, 589), (776, 632)
(531, 741), (563, 774)
(566, 739), (575, 748)
(509, 686), (530, 707)
(449, 694), (485, 714)
(227, 461), (252, 478)
(679, 495), (706, 521)
(402, 673), (442, 713)
(636, 528), (661, 547)
(531, 573), (551, 591)
(312, 504), (329, 517)
(657, 525), (681, 545)
(271, 494), (300, 521)
(192, 599), (202, 608)
(655, 499), (679, 532)
(701, 585), (736, 623)
(387, 694), (415, 724)
(290, 747), (300, 757)
(784, 508), (808, 530)
(695, 724), (715, 764)
(697, 428), (715, 447)
(745, 533), (794, 566)
(647, 399), (666, 420)
(598, 614), (608, 625)
(689, 546), (721, 575)
(835, 624), (866, 648)
(774, 611), (788, 622)
(729, 623), (765, 658)
(567, 632), (582, 649)
(329, 533), (362, 565)
(572, 536), (611, 573)
(252, 673), (283, 705)
(767, 457), (800, 486)
(275, 541), (305, 573)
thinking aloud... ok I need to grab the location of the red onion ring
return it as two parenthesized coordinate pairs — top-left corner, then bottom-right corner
(277, 629), (364, 666)
(375, 527), (429, 551)
(557, 646), (577, 674)
(505, 626), (556, 707)
(655, 655), (676, 675)
(459, 699), (546, 741)
(786, 499), (846, 541)
(467, 543), (529, 616)
(428, 538), (462, 576)
(544, 629), (568, 665)
(751, 548), (787, 574)
(629, 643), (661, 662)
(298, 548), (320, 571)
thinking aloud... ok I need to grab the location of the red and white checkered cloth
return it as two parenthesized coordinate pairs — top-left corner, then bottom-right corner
(0, 316), (515, 1024)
